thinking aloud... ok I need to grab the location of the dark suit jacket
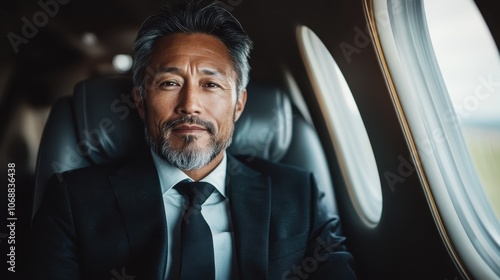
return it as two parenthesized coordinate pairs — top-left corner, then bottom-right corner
(24, 153), (356, 280)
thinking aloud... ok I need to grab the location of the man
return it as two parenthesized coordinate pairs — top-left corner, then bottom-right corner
(24, 1), (356, 279)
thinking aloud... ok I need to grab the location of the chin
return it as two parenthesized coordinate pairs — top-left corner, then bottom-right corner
(170, 134), (212, 150)
(180, 134), (198, 144)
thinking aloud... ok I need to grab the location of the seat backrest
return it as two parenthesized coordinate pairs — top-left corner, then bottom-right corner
(33, 75), (336, 217)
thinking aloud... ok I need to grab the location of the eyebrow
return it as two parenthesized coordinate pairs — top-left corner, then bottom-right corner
(156, 66), (228, 78)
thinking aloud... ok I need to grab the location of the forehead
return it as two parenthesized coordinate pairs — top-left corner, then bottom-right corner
(150, 33), (234, 72)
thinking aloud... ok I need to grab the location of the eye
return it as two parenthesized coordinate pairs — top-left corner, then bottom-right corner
(158, 81), (179, 89)
(203, 82), (221, 89)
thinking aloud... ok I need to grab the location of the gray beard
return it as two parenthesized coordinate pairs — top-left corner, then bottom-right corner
(144, 116), (233, 170)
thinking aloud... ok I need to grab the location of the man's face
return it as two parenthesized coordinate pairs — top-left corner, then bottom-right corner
(135, 33), (246, 170)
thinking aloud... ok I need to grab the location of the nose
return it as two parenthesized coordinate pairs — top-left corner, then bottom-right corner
(175, 84), (202, 115)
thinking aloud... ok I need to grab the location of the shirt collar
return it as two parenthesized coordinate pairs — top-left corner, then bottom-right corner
(150, 149), (228, 197)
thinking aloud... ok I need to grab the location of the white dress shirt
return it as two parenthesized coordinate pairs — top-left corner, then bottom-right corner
(151, 150), (238, 280)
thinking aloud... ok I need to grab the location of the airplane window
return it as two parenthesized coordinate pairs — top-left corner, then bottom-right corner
(424, 0), (500, 221)
(369, 0), (500, 278)
(297, 26), (383, 226)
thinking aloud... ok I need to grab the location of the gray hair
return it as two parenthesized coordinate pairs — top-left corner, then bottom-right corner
(132, 0), (253, 98)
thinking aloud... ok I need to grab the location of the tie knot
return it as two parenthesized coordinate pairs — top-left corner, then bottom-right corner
(176, 181), (215, 206)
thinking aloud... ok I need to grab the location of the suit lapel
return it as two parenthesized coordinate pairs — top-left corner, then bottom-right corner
(108, 153), (167, 280)
(227, 156), (271, 280)
(107, 154), (271, 279)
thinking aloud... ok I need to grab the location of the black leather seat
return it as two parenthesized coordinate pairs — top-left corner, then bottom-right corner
(33, 75), (337, 217)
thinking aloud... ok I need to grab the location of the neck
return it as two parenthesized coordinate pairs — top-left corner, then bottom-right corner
(183, 151), (225, 181)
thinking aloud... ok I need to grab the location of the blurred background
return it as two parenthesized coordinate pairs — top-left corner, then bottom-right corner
(1, 0), (499, 278)
(0, 1), (318, 272)
(0, 0), (168, 178)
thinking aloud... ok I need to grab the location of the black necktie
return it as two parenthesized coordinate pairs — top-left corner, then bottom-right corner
(176, 180), (216, 280)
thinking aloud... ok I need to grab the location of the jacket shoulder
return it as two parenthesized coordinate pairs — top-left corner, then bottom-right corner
(233, 154), (311, 180)
(54, 161), (120, 185)
(49, 154), (147, 192)
(235, 155), (309, 175)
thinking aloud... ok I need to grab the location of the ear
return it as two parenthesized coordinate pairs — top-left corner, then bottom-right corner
(133, 86), (145, 121)
(234, 89), (247, 122)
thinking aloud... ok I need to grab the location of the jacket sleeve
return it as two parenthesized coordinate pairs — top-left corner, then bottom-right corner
(22, 174), (82, 280)
(303, 174), (357, 280)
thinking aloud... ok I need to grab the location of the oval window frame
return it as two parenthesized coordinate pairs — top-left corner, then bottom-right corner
(297, 25), (383, 227)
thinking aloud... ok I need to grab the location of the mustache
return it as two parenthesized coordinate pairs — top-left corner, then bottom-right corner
(162, 115), (216, 135)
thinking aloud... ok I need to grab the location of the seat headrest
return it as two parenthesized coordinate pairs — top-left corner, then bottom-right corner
(228, 83), (293, 162)
(72, 76), (293, 164)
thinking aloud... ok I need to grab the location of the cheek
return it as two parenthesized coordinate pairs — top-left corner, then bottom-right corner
(144, 99), (173, 133)
(213, 105), (237, 134)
